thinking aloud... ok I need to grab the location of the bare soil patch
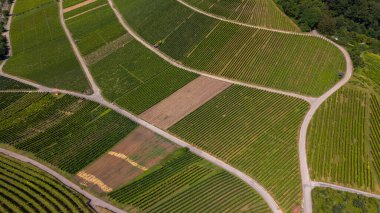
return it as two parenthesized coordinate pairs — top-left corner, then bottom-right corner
(63, 0), (97, 13)
(75, 126), (177, 192)
(139, 76), (231, 129)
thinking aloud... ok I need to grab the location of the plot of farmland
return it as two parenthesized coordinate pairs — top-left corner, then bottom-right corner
(139, 76), (231, 129)
(308, 53), (380, 194)
(77, 126), (178, 192)
(4, 0), (90, 93)
(169, 85), (309, 211)
(183, 0), (300, 31)
(109, 149), (271, 212)
(113, 0), (346, 96)
(65, 1), (125, 55)
(0, 76), (35, 90)
(0, 154), (95, 212)
(0, 93), (137, 174)
(64, 0), (108, 20)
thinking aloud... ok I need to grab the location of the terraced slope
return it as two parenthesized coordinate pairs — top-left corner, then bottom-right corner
(64, 3), (198, 114)
(0, 154), (95, 212)
(0, 93), (137, 174)
(0, 76), (35, 90)
(312, 187), (380, 212)
(308, 52), (380, 194)
(169, 86), (309, 211)
(113, 0), (346, 96)
(109, 149), (270, 212)
(183, 0), (300, 31)
(4, 0), (91, 93)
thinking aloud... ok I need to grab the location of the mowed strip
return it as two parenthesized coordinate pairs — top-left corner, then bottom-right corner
(63, 0), (97, 13)
(139, 76), (231, 129)
(76, 127), (177, 192)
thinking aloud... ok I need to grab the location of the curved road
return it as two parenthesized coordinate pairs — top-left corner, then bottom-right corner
(107, 0), (315, 104)
(0, 148), (126, 213)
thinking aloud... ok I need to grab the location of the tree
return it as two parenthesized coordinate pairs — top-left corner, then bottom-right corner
(301, 7), (322, 28)
(317, 13), (336, 35)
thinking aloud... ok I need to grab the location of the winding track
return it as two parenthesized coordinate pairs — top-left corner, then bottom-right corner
(0, 0), (282, 212)
(2, 0), (378, 212)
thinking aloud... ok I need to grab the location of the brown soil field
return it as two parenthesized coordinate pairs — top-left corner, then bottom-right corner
(63, 0), (97, 13)
(75, 126), (177, 192)
(139, 76), (231, 129)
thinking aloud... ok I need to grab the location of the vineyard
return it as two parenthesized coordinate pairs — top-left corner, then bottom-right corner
(183, 0), (300, 31)
(109, 148), (270, 212)
(312, 187), (380, 212)
(0, 154), (94, 212)
(65, 0), (126, 55)
(307, 53), (380, 193)
(113, 0), (345, 96)
(169, 85), (309, 211)
(63, 0), (87, 9)
(62, 3), (198, 114)
(0, 76), (35, 90)
(4, 0), (90, 93)
(0, 92), (137, 174)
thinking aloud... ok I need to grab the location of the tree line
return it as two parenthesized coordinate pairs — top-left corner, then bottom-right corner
(276, 0), (380, 66)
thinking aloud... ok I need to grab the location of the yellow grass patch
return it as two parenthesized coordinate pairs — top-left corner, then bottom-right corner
(77, 171), (113, 192)
(108, 151), (147, 171)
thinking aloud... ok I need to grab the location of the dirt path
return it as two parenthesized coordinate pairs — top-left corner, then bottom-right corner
(139, 76), (231, 129)
(65, 4), (107, 21)
(298, 32), (353, 213)
(312, 182), (380, 200)
(63, 0), (97, 13)
(0, 148), (126, 213)
(107, 0), (315, 104)
(59, 0), (102, 97)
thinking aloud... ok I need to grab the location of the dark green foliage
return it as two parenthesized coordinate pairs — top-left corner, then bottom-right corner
(312, 187), (380, 213)
(0, 76), (35, 90)
(0, 93), (137, 174)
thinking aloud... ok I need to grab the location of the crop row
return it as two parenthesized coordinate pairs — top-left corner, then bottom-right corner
(307, 87), (378, 191)
(109, 148), (270, 212)
(113, 0), (345, 96)
(0, 76), (34, 90)
(0, 93), (137, 174)
(169, 85), (309, 211)
(0, 154), (94, 212)
(4, 0), (90, 92)
(184, 0), (300, 31)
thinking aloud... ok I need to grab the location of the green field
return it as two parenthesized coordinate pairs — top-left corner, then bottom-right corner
(64, 0), (108, 19)
(0, 93), (137, 174)
(63, 0), (86, 8)
(113, 0), (345, 96)
(0, 154), (95, 212)
(169, 86), (309, 211)
(65, 1), (126, 55)
(4, 0), (90, 93)
(63, 3), (198, 114)
(308, 52), (380, 193)
(312, 187), (380, 212)
(0, 76), (34, 90)
(183, 0), (300, 31)
(109, 148), (270, 212)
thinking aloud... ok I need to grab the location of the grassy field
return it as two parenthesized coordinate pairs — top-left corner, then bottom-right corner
(4, 0), (90, 93)
(64, 0), (108, 18)
(91, 40), (198, 114)
(0, 154), (95, 212)
(65, 1), (126, 55)
(113, 0), (345, 96)
(109, 148), (270, 212)
(0, 93), (137, 174)
(183, 0), (300, 31)
(0, 76), (35, 90)
(312, 187), (380, 212)
(169, 86), (309, 211)
(63, 0), (86, 8)
(308, 52), (380, 193)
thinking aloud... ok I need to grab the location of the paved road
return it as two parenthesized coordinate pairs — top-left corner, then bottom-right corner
(0, 148), (126, 213)
(298, 32), (353, 213)
(107, 0), (314, 104)
(58, 0), (102, 97)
